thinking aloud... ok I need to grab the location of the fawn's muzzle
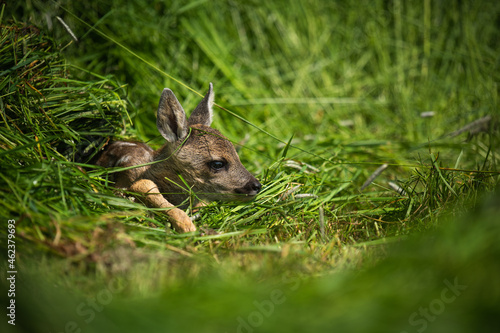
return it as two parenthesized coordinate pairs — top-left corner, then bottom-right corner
(235, 177), (262, 198)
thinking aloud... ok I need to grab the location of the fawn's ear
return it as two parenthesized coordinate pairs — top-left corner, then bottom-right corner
(157, 88), (188, 142)
(188, 83), (214, 127)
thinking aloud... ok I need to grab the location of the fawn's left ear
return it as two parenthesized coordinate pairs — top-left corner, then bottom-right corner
(188, 83), (214, 127)
(156, 88), (188, 142)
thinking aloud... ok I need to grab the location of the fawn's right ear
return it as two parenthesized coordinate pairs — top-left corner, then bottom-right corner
(156, 88), (188, 142)
(188, 83), (214, 127)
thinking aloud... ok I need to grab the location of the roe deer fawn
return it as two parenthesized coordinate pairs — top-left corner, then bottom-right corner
(94, 83), (261, 233)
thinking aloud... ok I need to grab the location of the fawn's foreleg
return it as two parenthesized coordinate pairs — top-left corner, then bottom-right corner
(129, 178), (196, 233)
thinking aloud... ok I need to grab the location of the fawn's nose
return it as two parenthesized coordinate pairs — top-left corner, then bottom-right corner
(250, 180), (262, 194)
(235, 177), (262, 197)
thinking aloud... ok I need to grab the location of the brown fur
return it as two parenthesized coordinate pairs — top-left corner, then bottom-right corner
(94, 84), (261, 233)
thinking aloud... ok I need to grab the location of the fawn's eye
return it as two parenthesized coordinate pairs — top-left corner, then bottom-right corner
(209, 160), (226, 171)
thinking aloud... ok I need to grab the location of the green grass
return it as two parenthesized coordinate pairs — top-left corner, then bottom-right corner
(1, 1), (500, 332)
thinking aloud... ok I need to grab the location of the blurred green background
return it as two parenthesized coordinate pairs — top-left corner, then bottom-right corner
(1, 0), (499, 332)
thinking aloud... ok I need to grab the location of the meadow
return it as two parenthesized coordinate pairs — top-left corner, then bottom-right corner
(1, 1), (499, 332)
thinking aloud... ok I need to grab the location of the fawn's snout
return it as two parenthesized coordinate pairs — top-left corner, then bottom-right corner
(235, 176), (262, 199)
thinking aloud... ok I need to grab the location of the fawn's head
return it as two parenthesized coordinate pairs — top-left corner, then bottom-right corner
(154, 83), (261, 202)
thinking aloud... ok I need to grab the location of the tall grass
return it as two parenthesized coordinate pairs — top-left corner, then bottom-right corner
(1, 1), (500, 332)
